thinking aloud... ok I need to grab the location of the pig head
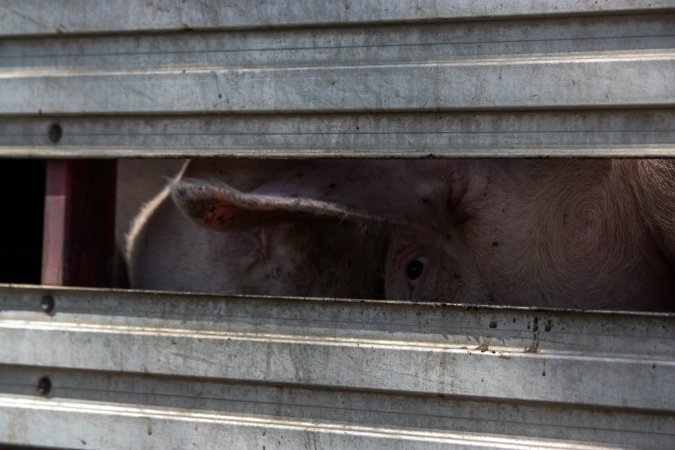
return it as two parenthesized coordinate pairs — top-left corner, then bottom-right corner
(126, 159), (386, 298)
(369, 158), (675, 311)
(128, 158), (674, 311)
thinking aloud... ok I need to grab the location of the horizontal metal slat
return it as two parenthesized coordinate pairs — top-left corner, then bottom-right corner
(2, 14), (674, 114)
(0, 396), (616, 450)
(1, 285), (674, 448)
(2, 53), (673, 115)
(1, 286), (674, 408)
(3, 321), (673, 410)
(3, 366), (673, 449)
(2, 110), (674, 158)
(2, 286), (673, 356)
(3, 14), (673, 70)
(0, 11), (675, 158)
(2, 12), (673, 157)
(1, 0), (673, 37)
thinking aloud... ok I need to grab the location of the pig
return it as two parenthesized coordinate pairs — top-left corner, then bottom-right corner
(125, 159), (386, 297)
(114, 159), (187, 286)
(127, 158), (674, 311)
(116, 159), (187, 246)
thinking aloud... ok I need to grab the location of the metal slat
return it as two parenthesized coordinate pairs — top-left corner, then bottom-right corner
(0, 0), (673, 37)
(0, 397), (616, 450)
(3, 321), (672, 409)
(3, 14), (673, 70)
(1, 111), (674, 158)
(1, 11), (673, 157)
(2, 367), (673, 449)
(1, 285), (674, 448)
(2, 54), (674, 115)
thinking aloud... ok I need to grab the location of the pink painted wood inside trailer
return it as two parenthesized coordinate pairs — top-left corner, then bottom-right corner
(41, 160), (117, 287)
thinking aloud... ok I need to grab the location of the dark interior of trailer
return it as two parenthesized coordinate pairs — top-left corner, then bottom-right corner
(0, 160), (44, 284)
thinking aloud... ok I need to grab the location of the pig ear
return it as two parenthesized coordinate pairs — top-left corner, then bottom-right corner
(172, 159), (449, 231)
(171, 178), (385, 230)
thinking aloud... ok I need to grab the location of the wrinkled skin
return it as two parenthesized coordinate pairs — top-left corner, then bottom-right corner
(375, 159), (675, 310)
(125, 158), (674, 311)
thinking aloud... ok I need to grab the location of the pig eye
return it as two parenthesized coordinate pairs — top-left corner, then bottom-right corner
(406, 259), (425, 280)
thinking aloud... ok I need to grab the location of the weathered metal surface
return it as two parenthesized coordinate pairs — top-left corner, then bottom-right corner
(1, 0), (673, 37)
(1, 285), (674, 448)
(0, 397), (622, 450)
(1, 111), (674, 158)
(4, 13), (674, 70)
(2, 55), (673, 114)
(2, 2), (675, 449)
(0, 10), (674, 157)
(2, 15), (674, 115)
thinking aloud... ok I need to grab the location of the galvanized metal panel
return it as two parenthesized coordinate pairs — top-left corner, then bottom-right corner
(0, 396), (618, 450)
(1, 3), (675, 448)
(3, 14), (674, 70)
(1, 0), (673, 37)
(1, 10), (674, 157)
(1, 285), (674, 448)
(2, 55), (674, 115)
(2, 14), (674, 115)
(1, 110), (674, 158)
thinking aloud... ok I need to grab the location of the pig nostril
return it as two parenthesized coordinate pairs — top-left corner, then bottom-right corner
(406, 260), (424, 280)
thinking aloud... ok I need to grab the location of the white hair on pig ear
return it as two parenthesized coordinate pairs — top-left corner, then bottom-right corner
(125, 185), (172, 262)
(169, 178), (391, 231)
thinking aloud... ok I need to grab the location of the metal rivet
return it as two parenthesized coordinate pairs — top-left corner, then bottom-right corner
(41, 295), (55, 313)
(37, 377), (52, 396)
(48, 124), (62, 144)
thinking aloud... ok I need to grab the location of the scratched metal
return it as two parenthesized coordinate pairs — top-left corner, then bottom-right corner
(0, 10), (674, 157)
(2, 57), (673, 115)
(1, 0), (673, 37)
(1, 110), (675, 158)
(2, 2), (675, 449)
(0, 285), (674, 449)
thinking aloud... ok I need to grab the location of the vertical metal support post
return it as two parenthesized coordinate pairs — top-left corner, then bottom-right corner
(41, 160), (117, 287)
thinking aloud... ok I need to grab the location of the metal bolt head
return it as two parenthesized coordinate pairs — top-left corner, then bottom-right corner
(41, 295), (55, 313)
(37, 377), (52, 396)
(48, 124), (62, 144)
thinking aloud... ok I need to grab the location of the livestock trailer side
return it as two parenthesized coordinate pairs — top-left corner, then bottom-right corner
(1, 1), (674, 448)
